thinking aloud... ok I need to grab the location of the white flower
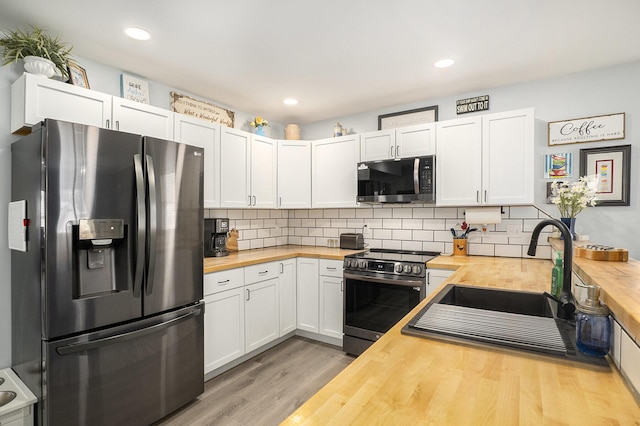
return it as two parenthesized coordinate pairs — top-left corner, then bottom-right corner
(551, 177), (597, 218)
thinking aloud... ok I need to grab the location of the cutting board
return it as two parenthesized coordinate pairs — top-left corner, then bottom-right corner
(574, 244), (628, 262)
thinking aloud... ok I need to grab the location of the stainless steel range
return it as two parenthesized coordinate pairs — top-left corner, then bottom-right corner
(343, 248), (440, 356)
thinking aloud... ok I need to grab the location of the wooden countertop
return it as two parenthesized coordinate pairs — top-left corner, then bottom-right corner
(281, 256), (640, 425)
(203, 245), (363, 273)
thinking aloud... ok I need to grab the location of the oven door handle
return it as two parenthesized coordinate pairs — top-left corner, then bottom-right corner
(344, 272), (425, 288)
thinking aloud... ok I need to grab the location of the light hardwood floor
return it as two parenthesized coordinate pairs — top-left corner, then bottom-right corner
(155, 337), (353, 426)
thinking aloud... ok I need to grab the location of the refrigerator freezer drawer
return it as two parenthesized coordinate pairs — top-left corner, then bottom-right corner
(43, 303), (204, 426)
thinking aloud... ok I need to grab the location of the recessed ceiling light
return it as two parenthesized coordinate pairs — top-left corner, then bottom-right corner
(125, 27), (151, 41)
(283, 98), (298, 106)
(434, 58), (455, 68)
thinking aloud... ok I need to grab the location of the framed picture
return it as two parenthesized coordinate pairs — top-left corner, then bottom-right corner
(67, 62), (90, 89)
(378, 105), (438, 130)
(546, 181), (566, 204)
(544, 153), (572, 179)
(120, 74), (149, 104)
(579, 145), (631, 206)
(548, 112), (625, 146)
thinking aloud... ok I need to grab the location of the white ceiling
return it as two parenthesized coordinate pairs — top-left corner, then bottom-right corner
(2, 0), (640, 124)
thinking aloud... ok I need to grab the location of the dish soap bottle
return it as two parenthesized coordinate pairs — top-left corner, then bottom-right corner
(551, 252), (563, 298)
(576, 285), (611, 357)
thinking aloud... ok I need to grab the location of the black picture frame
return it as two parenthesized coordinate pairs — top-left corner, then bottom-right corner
(579, 145), (631, 206)
(377, 105), (438, 130)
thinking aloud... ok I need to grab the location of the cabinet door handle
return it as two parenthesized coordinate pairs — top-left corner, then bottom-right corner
(246, 289), (251, 301)
(396, 145), (400, 158)
(248, 195), (252, 206)
(253, 195), (257, 206)
(279, 197), (282, 207)
(115, 121), (120, 131)
(390, 146), (395, 158)
(484, 190), (487, 202)
(280, 263), (284, 274)
(218, 279), (230, 285)
(427, 271), (430, 286)
(476, 190), (480, 203)
(341, 280), (344, 292)
(106, 119), (110, 129)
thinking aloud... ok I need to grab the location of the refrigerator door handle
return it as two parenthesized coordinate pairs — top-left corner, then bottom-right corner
(133, 154), (146, 297)
(146, 154), (158, 295)
(56, 307), (202, 355)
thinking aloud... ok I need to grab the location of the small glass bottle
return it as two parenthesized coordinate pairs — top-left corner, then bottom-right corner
(576, 285), (611, 357)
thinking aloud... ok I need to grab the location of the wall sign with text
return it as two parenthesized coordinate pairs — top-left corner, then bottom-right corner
(456, 95), (489, 114)
(548, 112), (625, 146)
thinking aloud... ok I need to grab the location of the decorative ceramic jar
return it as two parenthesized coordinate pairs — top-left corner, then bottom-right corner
(285, 124), (300, 140)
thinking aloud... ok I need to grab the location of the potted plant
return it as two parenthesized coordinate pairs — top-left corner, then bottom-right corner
(0, 25), (73, 79)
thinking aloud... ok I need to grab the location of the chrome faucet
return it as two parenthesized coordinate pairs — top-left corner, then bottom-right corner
(527, 219), (575, 320)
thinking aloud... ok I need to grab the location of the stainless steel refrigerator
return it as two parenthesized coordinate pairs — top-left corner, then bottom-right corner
(11, 119), (205, 426)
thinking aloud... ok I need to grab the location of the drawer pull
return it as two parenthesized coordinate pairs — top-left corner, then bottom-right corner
(326, 267), (337, 270)
(218, 279), (230, 285)
(259, 270), (268, 275)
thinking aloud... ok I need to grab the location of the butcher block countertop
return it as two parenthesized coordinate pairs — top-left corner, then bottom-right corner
(281, 255), (640, 425)
(203, 245), (363, 273)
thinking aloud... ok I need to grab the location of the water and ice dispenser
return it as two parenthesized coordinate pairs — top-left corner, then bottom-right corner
(73, 219), (126, 298)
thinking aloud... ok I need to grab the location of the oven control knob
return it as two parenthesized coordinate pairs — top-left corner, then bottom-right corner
(412, 265), (422, 275)
(344, 260), (352, 269)
(395, 264), (403, 273)
(358, 260), (367, 269)
(403, 264), (412, 274)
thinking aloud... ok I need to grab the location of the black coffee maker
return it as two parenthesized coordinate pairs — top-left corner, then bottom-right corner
(204, 218), (229, 257)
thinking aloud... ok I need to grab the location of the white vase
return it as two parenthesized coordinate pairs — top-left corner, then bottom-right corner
(23, 56), (56, 78)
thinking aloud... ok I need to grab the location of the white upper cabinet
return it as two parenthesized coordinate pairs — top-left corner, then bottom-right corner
(482, 108), (534, 205)
(111, 97), (174, 140)
(436, 108), (534, 206)
(277, 140), (312, 208)
(220, 129), (277, 208)
(360, 123), (436, 162)
(220, 127), (251, 208)
(11, 73), (112, 133)
(250, 135), (278, 209)
(312, 134), (360, 208)
(174, 114), (221, 208)
(11, 73), (175, 140)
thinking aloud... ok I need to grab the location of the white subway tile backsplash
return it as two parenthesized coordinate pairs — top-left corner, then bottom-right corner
(392, 229), (412, 240)
(208, 205), (550, 259)
(392, 208), (413, 219)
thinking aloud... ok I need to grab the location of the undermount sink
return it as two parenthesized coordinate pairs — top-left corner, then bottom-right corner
(0, 391), (17, 408)
(402, 284), (608, 367)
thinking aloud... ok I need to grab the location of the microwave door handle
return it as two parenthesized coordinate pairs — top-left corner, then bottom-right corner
(414, 157), (420, 194)
(133, 154), (145, 298)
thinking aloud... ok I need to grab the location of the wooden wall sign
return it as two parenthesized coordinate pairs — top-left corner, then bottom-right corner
(170, 92), (235, 128)
(456, 95), (489, 114)
(548, 112), (625, 146)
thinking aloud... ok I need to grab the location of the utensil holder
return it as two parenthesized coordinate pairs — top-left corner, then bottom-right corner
(453, 238), (467, 256)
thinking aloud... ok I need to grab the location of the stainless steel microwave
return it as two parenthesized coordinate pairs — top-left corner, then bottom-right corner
(357, 156), (435, 203)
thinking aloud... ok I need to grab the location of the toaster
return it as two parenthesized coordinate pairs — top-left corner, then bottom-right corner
(340, 233), (365, 250)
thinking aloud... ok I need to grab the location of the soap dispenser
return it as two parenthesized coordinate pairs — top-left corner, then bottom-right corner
(551, 252), (563, 298)
(576, 285), (611, 357)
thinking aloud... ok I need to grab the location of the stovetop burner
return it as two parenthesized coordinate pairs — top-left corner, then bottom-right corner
(344, 248), (441, 278)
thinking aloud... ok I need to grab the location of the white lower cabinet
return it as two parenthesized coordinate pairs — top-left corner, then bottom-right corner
(204, 287), (245, 374)
(426, 268), (454, 298)
(297, 258), (320, 333)
(203, 268), (246, 374)
(319, 260), (344, 340)
(245, 278), (280, 352)
(620, 325), (640, 396)
(279, 259), (297, 335)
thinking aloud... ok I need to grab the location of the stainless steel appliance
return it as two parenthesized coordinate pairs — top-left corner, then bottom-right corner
(11, 119), (205, 426)
(339, 232), (365, 250)
(357, 155), (435, 204)
(204, 218), (229, 257)
(343, 248), (440, 355)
